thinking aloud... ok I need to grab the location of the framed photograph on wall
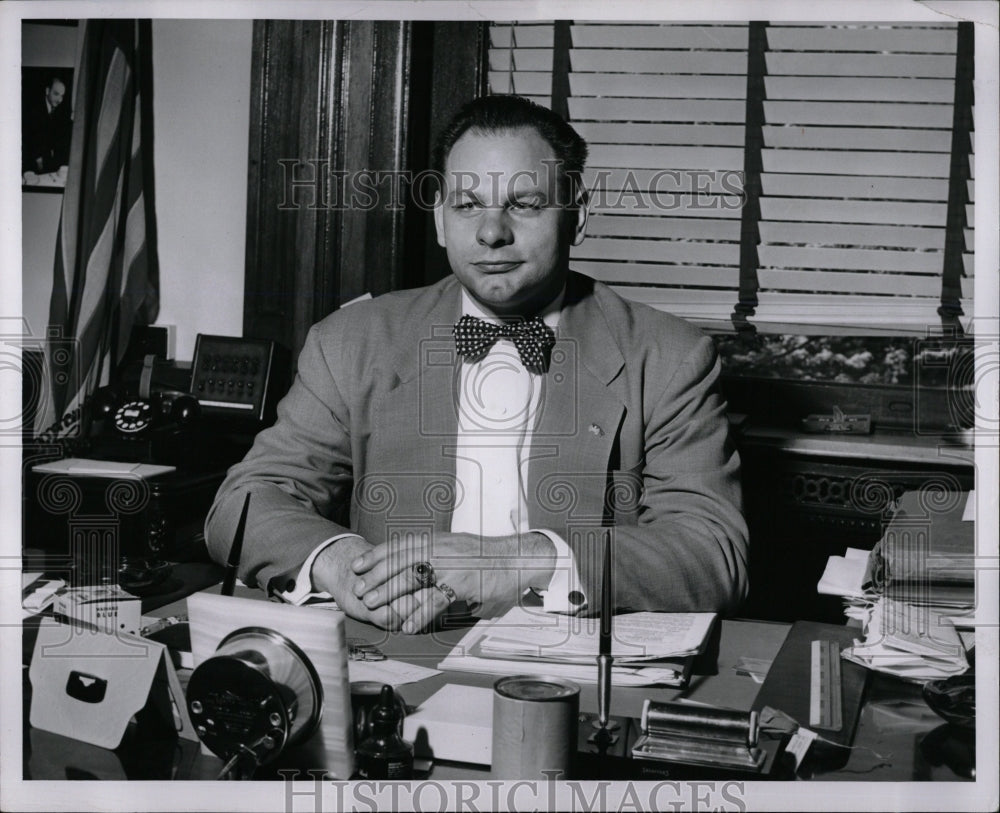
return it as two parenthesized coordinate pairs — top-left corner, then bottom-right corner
(21, 66), (74, 191)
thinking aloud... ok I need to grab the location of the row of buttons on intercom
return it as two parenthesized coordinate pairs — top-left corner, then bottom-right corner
(199, 354), (262, 375)
(197, 378), (256, 397)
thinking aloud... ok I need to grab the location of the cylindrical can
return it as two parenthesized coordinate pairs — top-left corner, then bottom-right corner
(491, 675), (580, 780)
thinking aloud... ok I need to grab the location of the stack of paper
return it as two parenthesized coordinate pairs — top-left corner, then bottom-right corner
(869, 490), (976, 609)
(438, 606), (716, 687)
(842, 597), (969, 682)
(817, 490), (976, 682)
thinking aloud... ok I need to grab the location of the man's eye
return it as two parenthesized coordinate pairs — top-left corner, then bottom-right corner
(452, 200), (477, 210)
(511, 200), (542, 211)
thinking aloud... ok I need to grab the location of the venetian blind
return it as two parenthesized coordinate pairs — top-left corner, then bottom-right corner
(488, 20), (974, 335)
(754, 23), (973, 332)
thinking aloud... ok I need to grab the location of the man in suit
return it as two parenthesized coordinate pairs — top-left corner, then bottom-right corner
(206, 95), (747, 633)
(23, 75), (71, 174)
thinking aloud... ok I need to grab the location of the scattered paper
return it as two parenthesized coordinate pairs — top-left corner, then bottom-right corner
(22, 572), (43, 589)
(349, 658), (441, 686)
(817, 550), (871, 599)
(22, 575), (65, 618)
(785, 727), (817, 771)
(945, 608), (982, 630)
(962, 490), (975, 521)
(734, 656), (772, 683)
(842, 597), (969, 682)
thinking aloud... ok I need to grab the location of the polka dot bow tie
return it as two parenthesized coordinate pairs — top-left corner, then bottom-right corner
(453, 314), (556, 369)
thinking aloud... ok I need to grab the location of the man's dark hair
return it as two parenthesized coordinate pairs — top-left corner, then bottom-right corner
(432, 94), (588, 191)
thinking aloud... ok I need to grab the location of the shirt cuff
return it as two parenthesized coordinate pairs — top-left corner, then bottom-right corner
(277, 533), (360, 605)
(530, 529), (588, 614)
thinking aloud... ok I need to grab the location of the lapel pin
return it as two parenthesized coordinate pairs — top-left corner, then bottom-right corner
(589, 423), (604, 437)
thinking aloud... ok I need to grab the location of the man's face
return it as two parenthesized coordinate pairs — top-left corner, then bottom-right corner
(45, 80), (65, 108)
(434, 127), (587, 317)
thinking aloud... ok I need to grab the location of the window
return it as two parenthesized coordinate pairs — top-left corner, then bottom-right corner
(488, 20), (975, 338)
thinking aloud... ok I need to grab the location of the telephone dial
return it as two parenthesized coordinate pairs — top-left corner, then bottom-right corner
(98, 385), (200, 438)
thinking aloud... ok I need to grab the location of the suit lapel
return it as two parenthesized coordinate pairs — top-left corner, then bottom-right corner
(528, 274), (626, 530)
(361, 281), (462, 539)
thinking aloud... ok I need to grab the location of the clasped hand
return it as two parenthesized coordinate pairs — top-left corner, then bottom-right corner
(315, 531), (556, 633)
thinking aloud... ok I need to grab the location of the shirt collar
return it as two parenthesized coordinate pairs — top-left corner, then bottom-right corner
(460, 287), (564, 330)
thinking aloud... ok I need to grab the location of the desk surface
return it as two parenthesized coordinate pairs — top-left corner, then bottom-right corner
(22, 603), (973, 783)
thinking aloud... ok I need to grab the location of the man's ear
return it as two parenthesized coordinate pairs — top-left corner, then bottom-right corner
(433, 190), (447, 248)
(570, 185), (589, 247)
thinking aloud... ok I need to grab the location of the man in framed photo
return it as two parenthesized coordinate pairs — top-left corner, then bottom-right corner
(22, 73), (72, 174)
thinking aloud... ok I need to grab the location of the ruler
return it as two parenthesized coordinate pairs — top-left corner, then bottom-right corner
(809, 639), (843, 731)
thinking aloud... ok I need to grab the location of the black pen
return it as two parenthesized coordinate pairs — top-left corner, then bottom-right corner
(221, 492), (251, 596)
(597, 529), (613, 732)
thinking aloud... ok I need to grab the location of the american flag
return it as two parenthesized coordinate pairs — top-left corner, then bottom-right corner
(34, 20), (159, 439)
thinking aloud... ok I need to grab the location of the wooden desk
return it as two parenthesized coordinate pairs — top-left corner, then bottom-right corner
(22, 610), (973, 782)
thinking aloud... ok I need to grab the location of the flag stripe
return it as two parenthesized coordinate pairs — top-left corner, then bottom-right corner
(76, 176), (123, 331)
(94, 50), (129, 185)
(35, 20), (159, 438)
(121, 198), (147, 297)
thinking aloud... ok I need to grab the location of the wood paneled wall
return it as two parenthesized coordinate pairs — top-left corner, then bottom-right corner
(243, 20), (487, 362)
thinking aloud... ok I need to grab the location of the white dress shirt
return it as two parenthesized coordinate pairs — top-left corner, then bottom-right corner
(282, 289), (586, 613)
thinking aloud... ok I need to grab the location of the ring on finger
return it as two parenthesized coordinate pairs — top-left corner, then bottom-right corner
(435, 581), (458, 605)
(412, 561), (436, 589)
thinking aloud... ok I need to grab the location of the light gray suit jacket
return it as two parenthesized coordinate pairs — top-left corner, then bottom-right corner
(206, 272), (748, 613)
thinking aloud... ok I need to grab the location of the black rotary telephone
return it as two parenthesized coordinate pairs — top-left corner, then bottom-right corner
(88, 354), (204, 466)
(102, 388), (199, 437)
(93, 354), (200, 436)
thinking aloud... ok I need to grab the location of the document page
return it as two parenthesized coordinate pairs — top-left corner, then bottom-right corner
(475, 606), (716, 664)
